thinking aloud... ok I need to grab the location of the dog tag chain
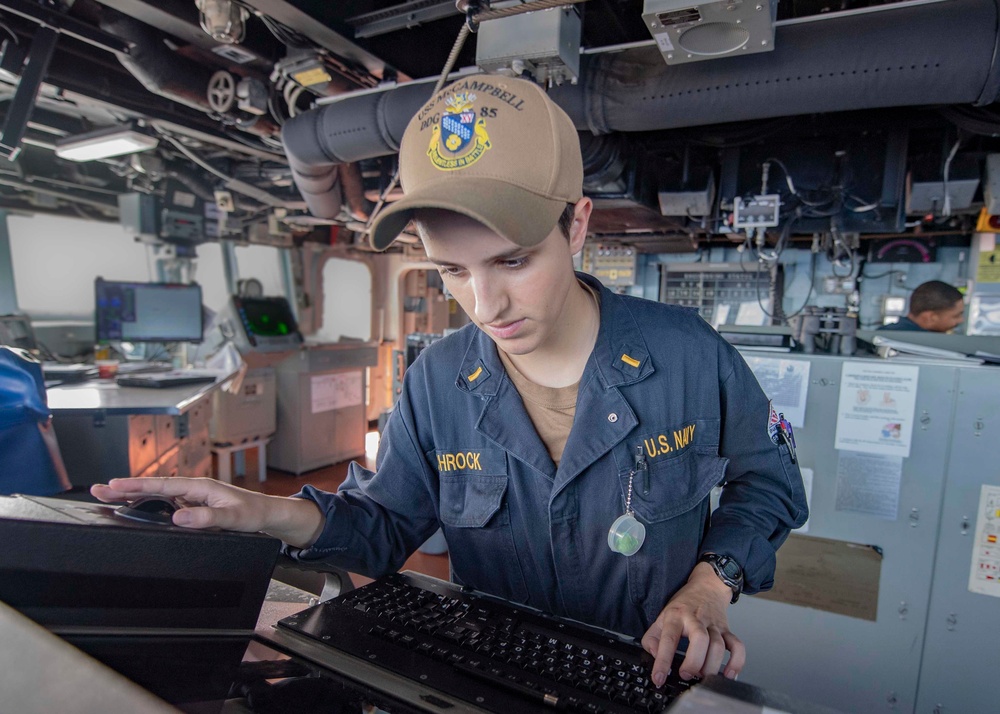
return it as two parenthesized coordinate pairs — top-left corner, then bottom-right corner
(608, 446), (646, 556)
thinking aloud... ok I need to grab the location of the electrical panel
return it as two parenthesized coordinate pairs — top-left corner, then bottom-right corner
(476, 5), (581, 86)
(118, 183), (208, 245)
(581, 243), (637, 288)
(659, 262), (780, 324)
(733, 194), (781, 229)
(719, 127), (908, 235)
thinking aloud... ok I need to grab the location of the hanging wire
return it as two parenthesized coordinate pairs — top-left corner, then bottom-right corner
(364, 21), (472, 233)
(233, 1), (312, 49)
(941, 137), (962, 217)
(0, 20), (18, 45)
(783, 250), (818, 321)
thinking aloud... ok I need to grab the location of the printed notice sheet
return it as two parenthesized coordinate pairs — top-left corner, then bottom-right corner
(744, 356), (811, 427)
(835, 451), (903, 520)
(835, 362), (919, 457)
(969, 484), (1000, 597)
(311, 372), (363, 414)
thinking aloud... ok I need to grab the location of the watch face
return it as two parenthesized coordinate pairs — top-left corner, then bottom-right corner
(720, 558), (742, 580)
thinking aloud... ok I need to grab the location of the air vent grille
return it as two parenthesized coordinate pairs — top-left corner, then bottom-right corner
(657, 8), (702, 26)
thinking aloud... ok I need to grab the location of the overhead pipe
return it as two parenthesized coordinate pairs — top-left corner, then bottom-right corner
(283, 0), (1000, 218)
(548, 0), (1000, 134)
(97, 9), (278, 137)
(282, 82), (434, 218)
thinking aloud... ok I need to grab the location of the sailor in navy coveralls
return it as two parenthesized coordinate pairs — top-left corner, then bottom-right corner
(93, 76), (807, 688)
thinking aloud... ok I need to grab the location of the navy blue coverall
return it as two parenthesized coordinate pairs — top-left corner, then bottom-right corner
(288, 273), (808, 639)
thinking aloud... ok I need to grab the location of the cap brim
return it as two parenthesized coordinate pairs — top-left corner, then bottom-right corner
(368, 177), (568, 251)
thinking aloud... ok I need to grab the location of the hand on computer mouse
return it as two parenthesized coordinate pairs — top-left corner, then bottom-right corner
(113, 495), (180, 525)
(90, 477), (324, 548)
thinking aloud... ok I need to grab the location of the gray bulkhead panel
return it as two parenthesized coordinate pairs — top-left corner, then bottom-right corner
(915, 367), (1000, 714)
(726, 353), (969, 713)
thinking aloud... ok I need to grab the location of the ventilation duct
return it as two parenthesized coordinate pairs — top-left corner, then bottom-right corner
(282, 82), (434, 218)
(98, 10), (277, 137)
(283, 0), (1000, 219)
(551, 0), (1000, 134)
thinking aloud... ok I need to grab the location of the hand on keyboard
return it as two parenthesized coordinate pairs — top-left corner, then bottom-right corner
(641, 561), (745, 684)
(280, 572), (698, 714)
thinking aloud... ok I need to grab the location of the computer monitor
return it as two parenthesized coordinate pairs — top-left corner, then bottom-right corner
(231, 296), (303, 352)
(95, 278), (203, 343)
(0, 314), (38, 352)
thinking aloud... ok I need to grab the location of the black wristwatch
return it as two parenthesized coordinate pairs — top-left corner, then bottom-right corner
(698, 553), (744, 604)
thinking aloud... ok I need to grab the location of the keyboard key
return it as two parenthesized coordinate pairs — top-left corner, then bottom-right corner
(436, 627), (464, 642)
(457, 618), (484, 633)
(634, 696), (656, 713)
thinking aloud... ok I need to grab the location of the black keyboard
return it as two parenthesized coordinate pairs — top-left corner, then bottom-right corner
(277, 571), (696, 713)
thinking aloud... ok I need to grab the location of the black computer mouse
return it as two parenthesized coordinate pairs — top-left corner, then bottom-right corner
(113, 495), (181, 525)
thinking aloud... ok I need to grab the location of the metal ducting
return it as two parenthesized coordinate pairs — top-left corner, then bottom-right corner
(281, 82), (434, 218)
(550, 0), (1000, 134)
(283, 0), (1000, 218)
(97, 9), (278, 138)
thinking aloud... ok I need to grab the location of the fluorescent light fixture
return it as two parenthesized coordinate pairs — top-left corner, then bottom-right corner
(54, 126), (159, 162)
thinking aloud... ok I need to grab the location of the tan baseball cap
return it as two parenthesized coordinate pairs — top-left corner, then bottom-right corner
(368, 75), (583, 251)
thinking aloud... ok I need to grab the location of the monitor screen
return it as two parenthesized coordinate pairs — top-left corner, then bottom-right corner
(95, 279), (203, 343)
(235, 296), (299, 338)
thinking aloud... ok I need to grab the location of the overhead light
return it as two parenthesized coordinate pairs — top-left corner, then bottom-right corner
(54, 126), (159, 162)
(196, 0), (249, 44)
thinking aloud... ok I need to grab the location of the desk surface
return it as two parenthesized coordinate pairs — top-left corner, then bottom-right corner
(47, 370), (234, 416)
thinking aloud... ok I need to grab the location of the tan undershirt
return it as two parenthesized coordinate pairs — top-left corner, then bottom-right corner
(498, 281), (601, 466)
(499, 349), (579, 465)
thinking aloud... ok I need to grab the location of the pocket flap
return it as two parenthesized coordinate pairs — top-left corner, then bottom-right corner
(623, 448), (728, 522)
(440, 474), (508, 528)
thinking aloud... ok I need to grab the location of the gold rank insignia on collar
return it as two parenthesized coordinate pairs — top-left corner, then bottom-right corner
(612, 343), (649, 378)
(620, 353), (641, 368)
(457, 358), (493, 392)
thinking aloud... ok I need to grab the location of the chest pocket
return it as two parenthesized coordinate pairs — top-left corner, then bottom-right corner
(436, 472), (529, 604)
(439, 474), (509, 527)
(619, 446), (727, 522)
